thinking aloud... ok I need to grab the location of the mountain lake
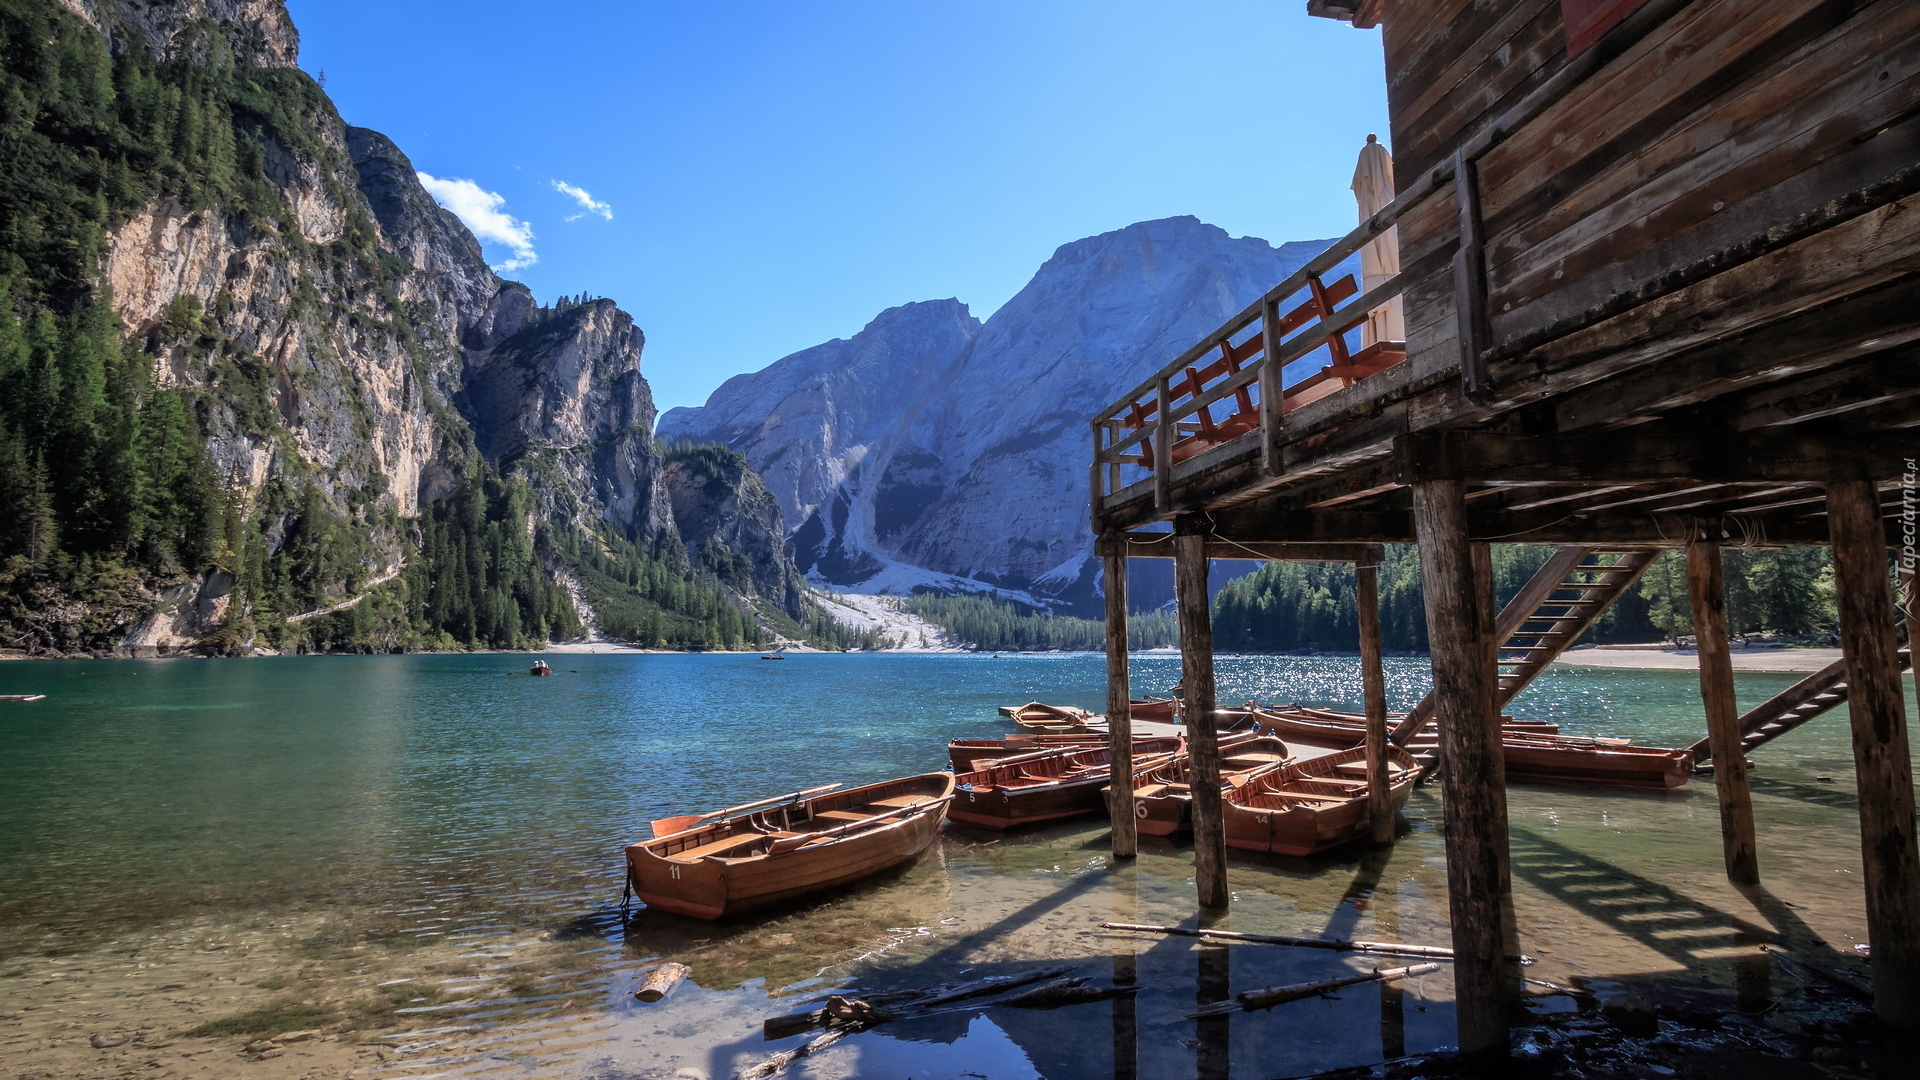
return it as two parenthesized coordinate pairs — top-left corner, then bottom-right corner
(0, 652), (1910, 1079)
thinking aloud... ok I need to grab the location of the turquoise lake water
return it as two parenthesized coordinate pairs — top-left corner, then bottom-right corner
(0, 652), (1910, 1079)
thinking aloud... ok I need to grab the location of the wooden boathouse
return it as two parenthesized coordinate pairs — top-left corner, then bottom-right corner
(1090, 0), (1920, 1059)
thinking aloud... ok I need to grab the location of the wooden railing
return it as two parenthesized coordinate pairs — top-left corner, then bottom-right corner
(1088, 0), (1699, 524)
(1088, 205), (1415, 517)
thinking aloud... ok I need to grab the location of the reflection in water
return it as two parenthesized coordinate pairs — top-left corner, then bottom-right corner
(1194, 910), (1231, 1080)
(0, 653), (1910, 1079)
(1111, 863), (1139, 1080)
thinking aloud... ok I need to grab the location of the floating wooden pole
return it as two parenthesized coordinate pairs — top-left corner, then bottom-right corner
(1686, 534), (1760, 884)
(1099, 921), (1533, 963)
(1104, 542), (1137, 859)
(1173, 520), (1227, 909)
(1411, 479), (1513, 1060)
(635, 962), (690, 1002)
(1827, 480), (1920, 1032)
(1189, 962), (1442, 1017)
(1356, 557), (1393, 844)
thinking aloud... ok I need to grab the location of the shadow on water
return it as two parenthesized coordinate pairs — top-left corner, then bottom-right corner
(696, 866), (1125, 1080)
(1747, 772), (1869, 813)
(1506, 825), (1863, 1001)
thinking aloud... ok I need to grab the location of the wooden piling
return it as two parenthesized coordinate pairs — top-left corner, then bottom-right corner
(1686, 535), (1760, 884)
(1826, 480), (1920, 1031)
(1356, 554), (1393, 844)
(1174, 522), (1228, 910)
(1410, 479), (1512, 1060)
(1104, 542), (1137, 859)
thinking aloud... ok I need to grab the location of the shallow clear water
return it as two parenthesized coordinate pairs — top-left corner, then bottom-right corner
(0, 652), (1909, 1079)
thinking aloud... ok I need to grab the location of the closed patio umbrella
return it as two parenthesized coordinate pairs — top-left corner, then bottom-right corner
(1352, 134), (1405, 346)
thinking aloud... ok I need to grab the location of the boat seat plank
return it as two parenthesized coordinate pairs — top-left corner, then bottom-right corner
(868, 795), (931, 808)
(672, 834), (767, 861)
(813, 809), (871, 824)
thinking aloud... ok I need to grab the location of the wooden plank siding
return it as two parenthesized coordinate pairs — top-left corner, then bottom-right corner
(1481, 0), (1920, 345)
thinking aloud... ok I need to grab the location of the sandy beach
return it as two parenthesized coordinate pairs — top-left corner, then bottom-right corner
(1553, 645), (1843, 673)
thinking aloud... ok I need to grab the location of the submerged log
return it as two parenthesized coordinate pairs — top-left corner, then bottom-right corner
(1761, 945), (1871, 1001)
(762, 966), (1072, 1039)
(745, 965), (1123, 1078)
(1100, 921), (1533, 964)
(994, 976), (1140, 1009)
(737, 1027), (852, 1080)
(1188, 962), (1442, 1017)
(634, 962), (690, 1002)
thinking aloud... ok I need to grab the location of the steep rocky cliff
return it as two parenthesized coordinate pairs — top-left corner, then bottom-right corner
(661, 298), (980, 583)
(0, 0), (794, 654)
(661, 217), (1343, 612)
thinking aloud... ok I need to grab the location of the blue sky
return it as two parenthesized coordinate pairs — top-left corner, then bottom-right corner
(287, 1), (1388, 415)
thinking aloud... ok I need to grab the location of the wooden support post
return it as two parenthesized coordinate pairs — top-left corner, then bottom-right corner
(1259, 297), (1285, 476)
(1104, 544), (1137, 860)
(1827, 480), (1920, 1031)
(1410, 479), (1511, 1060)
(1451, 150), (1492, 403)
(1356, 554), (1393, 844)
(1174, 521), (1228, 910)
(1153, 376), (1173, 512)
(1089, 421), (1107, 533)
(1687, 535), (1760, 884)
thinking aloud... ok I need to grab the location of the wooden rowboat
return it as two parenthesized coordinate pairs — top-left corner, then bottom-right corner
(1222, 745), (1418, 857)
(997, 701), (1097, 733)
(625, 773), (955, 920)
(948, 734), (1182, 772)
(1256, 708), (1689, 788)
(1126, 735), (1295, 837)
(1272, 706), (1555, 741)
(1127, 697), (1177, 722)
(951, 743), (1181, 830)
(1498, 735), (1694, 789)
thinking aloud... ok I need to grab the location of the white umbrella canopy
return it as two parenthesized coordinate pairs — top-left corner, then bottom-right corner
(1352, 134), (1405, 347)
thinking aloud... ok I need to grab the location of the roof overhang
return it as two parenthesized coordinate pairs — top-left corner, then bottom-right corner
(1305, 0), (1383, 28)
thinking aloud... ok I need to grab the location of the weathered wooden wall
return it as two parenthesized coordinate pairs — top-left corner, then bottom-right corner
(1388, 0), (1920, 384)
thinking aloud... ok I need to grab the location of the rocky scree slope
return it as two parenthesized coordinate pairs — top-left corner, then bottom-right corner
(660, 217), (1341, 613)
(0, 0), (797, 654)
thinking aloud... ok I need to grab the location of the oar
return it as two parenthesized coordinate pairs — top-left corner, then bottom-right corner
(649, 783), (843, 838)
(766, 795), (955, 853)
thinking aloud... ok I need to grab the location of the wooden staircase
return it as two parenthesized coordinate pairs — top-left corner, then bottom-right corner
(1391, 546), (1663, 751)
(1686, 637), (1912, 765)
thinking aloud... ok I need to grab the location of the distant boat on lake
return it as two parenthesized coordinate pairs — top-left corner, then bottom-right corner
(530, 661), (552, 676)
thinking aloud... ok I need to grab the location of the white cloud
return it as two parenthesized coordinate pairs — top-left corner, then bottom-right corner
(552, 180), (614, 222)
(416, 171), (538, 272)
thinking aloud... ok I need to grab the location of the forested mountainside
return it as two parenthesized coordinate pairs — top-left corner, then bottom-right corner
(1206, 544), (1836, 653)
(890, 544), (1835, 654)
(0, 0), (822, 655)
(660, 217), (1346, 615)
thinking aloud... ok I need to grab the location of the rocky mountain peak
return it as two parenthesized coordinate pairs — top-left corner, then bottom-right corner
(665, 218), (1347, 612)
(57, 0), (300, 67)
